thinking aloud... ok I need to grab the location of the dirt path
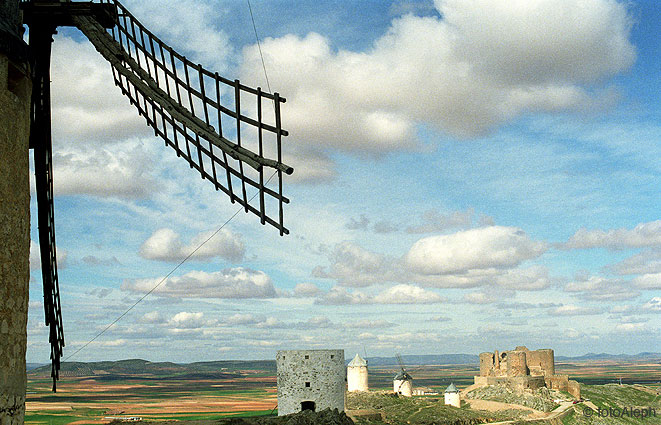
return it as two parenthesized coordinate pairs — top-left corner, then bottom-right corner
(465, 399), (575, 424)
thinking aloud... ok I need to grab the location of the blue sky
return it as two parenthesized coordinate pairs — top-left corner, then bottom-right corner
(27, 0), (660, 363)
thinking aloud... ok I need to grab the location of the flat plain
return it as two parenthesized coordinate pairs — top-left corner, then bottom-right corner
(25, 358), (661, 424)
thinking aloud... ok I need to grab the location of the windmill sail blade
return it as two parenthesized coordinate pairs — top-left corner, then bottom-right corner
(29, 24), (65, 392)
(73, 1), (292, 234)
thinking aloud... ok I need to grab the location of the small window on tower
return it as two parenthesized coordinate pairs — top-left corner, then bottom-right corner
(330, 355), (334, 359)
(305, 355), (309, 359)
(305, 382), (310, 388)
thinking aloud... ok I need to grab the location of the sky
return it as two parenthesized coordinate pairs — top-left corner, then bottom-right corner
(26, 0), (661, 363)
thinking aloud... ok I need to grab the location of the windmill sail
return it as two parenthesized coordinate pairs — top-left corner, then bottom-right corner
(74, 0), (293, 234)
(20, 0), (293, 392)
(29, 22), (65, 392)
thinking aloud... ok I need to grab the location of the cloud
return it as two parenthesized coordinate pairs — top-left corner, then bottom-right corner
(312, 242), (398, 287)
(610, 249), (661, 275)
(52, 144), (157, 199)
(224, 314), (261, 325)
(239, 0), (634, 169)
(314, 284), (443, 305)
(564, 275), (639, 301)
(373, 220), (399, 234)
(615, 323), (648, 333)
(315, 287), (372, 305)
(405, 226), (547, 275)
(631, 273), (661, 290)
(464, 288), (514, 305)
(139, 311), (166, 324)
(167, 312), (216, 329)
(344, 319), (397, 329)
(51, 37), (147, 144)
(406, 208), (474, 233)
(81, 255), (121, 266)
(642, 297), (661, 312)
(346, 215), (370, 231)
(564, 221), (661, 250)
(372, 284), (445, 304)
(124, 0), (233, 71)
(549, 305), (602, 316)
(293, 283), (322, 297)
(140, 228), (245, 263)
(121, 268), (276, 299)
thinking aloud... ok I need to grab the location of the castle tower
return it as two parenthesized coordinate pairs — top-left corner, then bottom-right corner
(444, 383), (460, 408)
(347, 353), (368, 392)
(506, 350), (528, 377)
(276, 350), (345, 416)
(393, 371), (412, 397)
(1, 2), (32, 424)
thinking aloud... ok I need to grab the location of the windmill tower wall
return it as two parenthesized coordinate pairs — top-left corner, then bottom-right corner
(1, 2), (32, 423)
(276, 350), (345, 416)
(393, 378), (412, 397)
(347, 366), (368, 392)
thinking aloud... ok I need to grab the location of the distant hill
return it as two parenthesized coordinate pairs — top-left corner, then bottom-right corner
(364, 354), (479, 366)
(556, 352), (661, 362)
(29, 358), (276, 378)
(28, 352), (661, 378)
(26, 363), (46, 371)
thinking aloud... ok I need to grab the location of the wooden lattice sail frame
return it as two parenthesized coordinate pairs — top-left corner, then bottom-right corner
(20, 0), (293, 390)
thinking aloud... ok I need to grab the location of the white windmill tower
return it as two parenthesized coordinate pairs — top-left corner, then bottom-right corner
(393, 354), (413, 397)
(444, 382), (460, 408)
(347, 353), (368, 392)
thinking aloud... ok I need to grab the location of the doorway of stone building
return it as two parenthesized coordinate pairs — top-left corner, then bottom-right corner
(301, 401), (316, 411)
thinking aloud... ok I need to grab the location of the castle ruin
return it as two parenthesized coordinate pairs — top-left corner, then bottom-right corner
(474, 346), (580, 399)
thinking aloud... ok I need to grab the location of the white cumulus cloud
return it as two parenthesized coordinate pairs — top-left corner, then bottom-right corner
(564, 220), (661, 250)
(239, 0), (634, 183)
(140, 228), (245, 263)
(405, 226), (547, 275)
(121, 268), (276, 299)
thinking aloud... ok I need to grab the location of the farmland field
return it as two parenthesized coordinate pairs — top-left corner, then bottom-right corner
(25, 358), (661, 424)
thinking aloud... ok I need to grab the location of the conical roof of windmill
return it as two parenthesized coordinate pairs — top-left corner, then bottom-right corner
(394, 371), (412, 381)
(445, 383), (458, 393)
(348, 353), (367, 367)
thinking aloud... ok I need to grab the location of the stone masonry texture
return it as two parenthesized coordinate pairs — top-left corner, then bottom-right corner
(276, 350), (345, 416)
(0, 47), (32, 425)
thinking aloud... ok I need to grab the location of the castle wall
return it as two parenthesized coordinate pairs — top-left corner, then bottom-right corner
(347, 366), (368, 392)
(276, 350), (345, 416)
(507, 351), (528, 377)
(545, 375), (569, 392)
(567, 380), (581, 399)
(0, 36), (32, 425)
(479, 352), (494, 376)
(526, 349), (555, 376)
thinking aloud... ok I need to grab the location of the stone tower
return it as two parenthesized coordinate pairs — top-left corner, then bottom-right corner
(347, 353), (368, 392)
(276, 350), (345, 416)
(0, 1), (32, 424)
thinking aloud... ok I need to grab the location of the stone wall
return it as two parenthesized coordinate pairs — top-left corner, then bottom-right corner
(545, 375), (569, 392)
(276, 350), (345, 416)
(506, 351), (528, 377)
(526, 349), (555, 377)
(0, 50), (32, 425)
(567, 380), (581, 399)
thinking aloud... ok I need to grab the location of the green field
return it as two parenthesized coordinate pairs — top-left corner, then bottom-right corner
(25, 358), (661, 424)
